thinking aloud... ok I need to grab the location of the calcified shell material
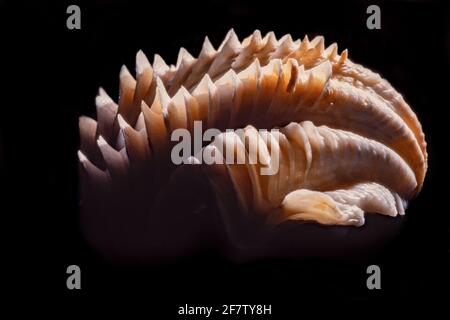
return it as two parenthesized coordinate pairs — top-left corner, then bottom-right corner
(78, 30), (427, 256)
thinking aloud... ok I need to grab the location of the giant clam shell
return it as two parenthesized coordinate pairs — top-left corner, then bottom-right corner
(78, 30), (427, 260)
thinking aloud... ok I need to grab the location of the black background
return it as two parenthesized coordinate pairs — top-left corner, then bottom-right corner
(2, 0), (449, 316)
